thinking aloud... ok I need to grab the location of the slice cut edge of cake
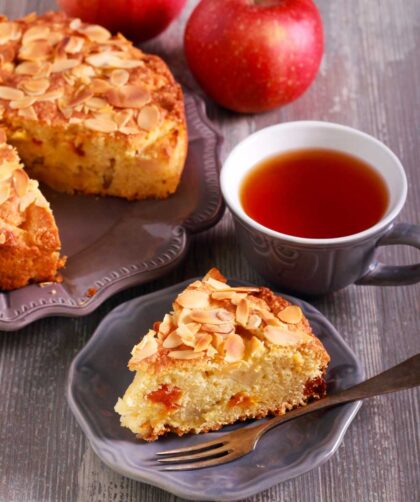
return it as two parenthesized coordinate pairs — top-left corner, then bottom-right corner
(0, 128), (65, 290)
(115, 268), (330, 441)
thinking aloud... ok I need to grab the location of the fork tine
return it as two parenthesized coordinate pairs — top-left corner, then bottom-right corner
(160, 451), (241, 471)
(156, 437), (227, 456)
(157, 445), (231, 464)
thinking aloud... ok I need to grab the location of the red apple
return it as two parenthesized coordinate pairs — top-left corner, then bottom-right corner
(57, 0), (187, 43)
(184, 0), (324, 113)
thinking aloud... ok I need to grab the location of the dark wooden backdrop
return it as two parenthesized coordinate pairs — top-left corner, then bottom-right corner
(0, 1), (419, 501)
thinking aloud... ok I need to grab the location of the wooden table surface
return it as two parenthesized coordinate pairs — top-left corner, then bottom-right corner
(1, 1), (419, 501)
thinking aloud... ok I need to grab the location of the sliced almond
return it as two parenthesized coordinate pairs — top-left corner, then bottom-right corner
(205, 277), (229, 290)
(19, 40), (51, 61)
(18, 105), (37, 120)
(162, 331), (183, 349)
(0, 181), (10, 205)
(259, 309), (283, 327)
(36, 89), (64, 102)
(22, 25), (50, 44)
(158, 314), (172, 336)
(110, 69), (129, 87)
(201, 323), (234, 334)
(51, 58), (79, 73)
(68, 87), (94, 107)
(236, 298), (249, 326)
(168, 350), (204, 360)
(194, 333), (212, 352)
(19, 188), (36, 212)
(72, 63), (95, 80)
(106, 85), (151, 109)
(15, 61), (42, 75)
(0, 86), (24, 100)
(190, 308), (233, 325)
(176, 290), (209, 309)
(20, 78), (50, 96)
(85, 97), (109, 110)
(264, 326), (310, 346)
(64, 36), (85, 54)
(69, 18), (82, 31)
(0, 22), (21, 44)
(84, 117), (118, 133)
(224, 334), (245, 363)
(12, 169), (29, 197)
(247, 314), (262, 330)
(9, 96), (36, 109)
(218, 287), (260, 293)
(137, 105), (160, 131)
(81, 25), (111, 43)
(130, 330), (158, 363)
(277, 305), (303, 324)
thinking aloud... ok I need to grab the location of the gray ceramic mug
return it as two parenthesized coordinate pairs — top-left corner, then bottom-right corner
(221, 121), (420, 296)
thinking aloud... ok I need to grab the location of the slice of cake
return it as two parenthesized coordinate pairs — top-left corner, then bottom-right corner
(115, 269), (330, 441)
(0, 129), (65, 290)
(0, 11), (187, 200)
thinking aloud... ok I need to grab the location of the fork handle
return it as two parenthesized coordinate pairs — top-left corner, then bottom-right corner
(256, 353), (420, 437)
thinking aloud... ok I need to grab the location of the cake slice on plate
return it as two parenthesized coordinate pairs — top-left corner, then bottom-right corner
(0, 129), (65, 290)
(115, 269), (330, 441)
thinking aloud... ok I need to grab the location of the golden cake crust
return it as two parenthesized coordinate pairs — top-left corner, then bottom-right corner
(0, 11), (187, 200)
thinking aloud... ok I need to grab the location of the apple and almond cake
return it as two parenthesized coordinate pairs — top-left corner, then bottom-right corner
(0, 128), (65, 290)
(115, 269), (330, 441)
(0, 11), (187, 289)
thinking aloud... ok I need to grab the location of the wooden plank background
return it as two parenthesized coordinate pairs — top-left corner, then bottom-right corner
(0, 1), (419, 501)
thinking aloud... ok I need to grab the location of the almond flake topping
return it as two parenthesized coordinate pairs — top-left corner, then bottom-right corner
(106, 85), (151, 109)
(176, 290), (209, 309)
(110, 69), (129, 87)
(277, 305), (303, 324)
(19, 40), (51, 61)
(0, 22), (21, 44)
(51, 58), (79, 73)
(9, 97), (36, 109)
(130, 330), (158, 363)
(20, 78), (50, 95)
(0, 86), (25, 100)
(12, 169), (29, 197)
(81, 25), (111, 43)
(236, 298), (249, 326)
(194, 333), (213, 352)
(64, 36), (85, 54)
(162, 331), (183, 349)
(224, 334), (245, 363)
(84, 117), (118, 133)
(189, 308), (233, 325)
(22, 25), (50, 44)
(264, 326), (309, 346)
(137, 105), (160, 131)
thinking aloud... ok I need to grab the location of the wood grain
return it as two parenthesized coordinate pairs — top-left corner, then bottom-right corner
(0, 1), (419, 501)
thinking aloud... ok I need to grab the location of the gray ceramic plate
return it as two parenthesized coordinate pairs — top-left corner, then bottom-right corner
(0, 90), (224, 331)
(67, 279), (363, 501)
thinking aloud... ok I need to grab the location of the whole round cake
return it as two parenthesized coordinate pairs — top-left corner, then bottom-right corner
(0, 11), (188, 290)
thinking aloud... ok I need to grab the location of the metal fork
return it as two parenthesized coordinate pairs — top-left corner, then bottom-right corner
(156, 353), (420, 470)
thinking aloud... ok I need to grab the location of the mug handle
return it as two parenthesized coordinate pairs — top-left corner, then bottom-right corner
(356, 223), (420, 286)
